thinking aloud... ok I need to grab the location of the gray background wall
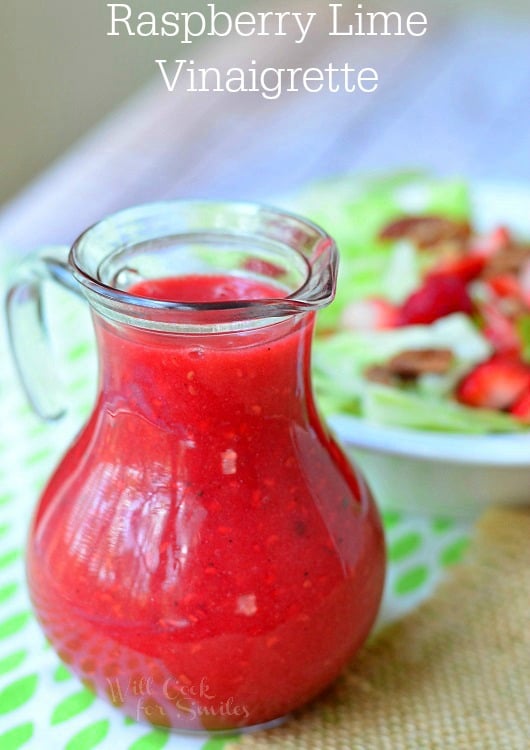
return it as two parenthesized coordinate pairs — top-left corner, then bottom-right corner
(0, 1), (244, 205)
(0, 0), (525, 206)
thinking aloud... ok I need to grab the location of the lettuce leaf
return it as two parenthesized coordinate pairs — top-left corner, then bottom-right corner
(361, 384), (524, 434)
(287, 173), (471, 330)
(312, 314), (504, 433)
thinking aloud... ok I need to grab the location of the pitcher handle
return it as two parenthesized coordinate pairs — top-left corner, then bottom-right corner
(5, 246), (84, 421)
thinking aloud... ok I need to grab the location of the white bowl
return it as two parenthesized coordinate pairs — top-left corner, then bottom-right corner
(330, 414), (530, 518)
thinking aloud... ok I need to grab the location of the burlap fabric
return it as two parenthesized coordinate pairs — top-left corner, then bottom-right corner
(228, 507), (530, 750)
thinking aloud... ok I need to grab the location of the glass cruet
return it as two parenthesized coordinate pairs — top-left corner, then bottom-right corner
(6, 201), (386, 733)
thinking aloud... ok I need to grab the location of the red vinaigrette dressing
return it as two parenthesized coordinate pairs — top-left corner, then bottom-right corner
(28, 274), (385, 731)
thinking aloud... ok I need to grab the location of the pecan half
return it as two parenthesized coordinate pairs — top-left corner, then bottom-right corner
(386, 348), (455, 378)
(379, 216), (472, 249)
(480, 244), (530, 279)
(364, 365), (397, 386)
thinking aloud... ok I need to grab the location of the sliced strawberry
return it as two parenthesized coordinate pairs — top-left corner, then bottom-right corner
(378, 216), (471, 248)
(487, 274), (522, 299)
(510, 388), (530, 422)
(427, 255), (485, 285)
(456, 355), (530, 411)
(398, 276), (473, 326)
(470, 226), (512, 258)
(481, 302), (521, 355)
(341, 298), (398, 331)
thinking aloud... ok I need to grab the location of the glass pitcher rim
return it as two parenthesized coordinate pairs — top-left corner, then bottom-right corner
(68, 199), (338, 324)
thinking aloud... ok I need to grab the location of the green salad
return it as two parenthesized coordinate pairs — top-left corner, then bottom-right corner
(289, 174), (530, 433)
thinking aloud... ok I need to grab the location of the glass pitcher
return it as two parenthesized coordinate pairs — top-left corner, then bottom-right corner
(6, 201), (385, 733)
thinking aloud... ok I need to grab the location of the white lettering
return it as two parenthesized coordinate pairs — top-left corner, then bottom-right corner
(330, 3), (428, 38)
(181, 12), (207, 44)
(161, 12), (179, 37)
(292, 12), (316, 44)
(261, 67), (283, 101)
(324, 63), (341, 93)
(365, 11), (405, 37)
(155, 59), (381, 99)
(357, 67), (379, 93)
(303, 68), (324, 93)
(407, 12), (428, 36)
(198, 67), (223, 92)
(155, 60), (186, 92)
(256, 11), (274, 36)
(107, 3), (133, 36)
(208, 4), (232, 37)
(137, 11), (158, 37)
(234, 12), (256, 37)
(287, 68), (303, 92)
(329, 3), (352, 36)
(226, 67), (247, 93)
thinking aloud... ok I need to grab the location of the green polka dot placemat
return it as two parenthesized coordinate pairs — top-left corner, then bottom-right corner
(0, 262), (470, 750)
